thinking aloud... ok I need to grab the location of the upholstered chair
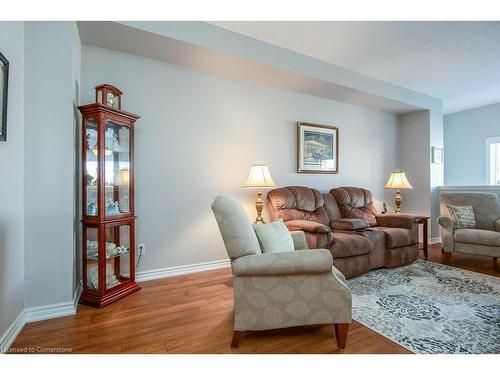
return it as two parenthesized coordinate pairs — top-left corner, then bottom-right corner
(211, 195), (352, 349)
(438, 192), (500, 262)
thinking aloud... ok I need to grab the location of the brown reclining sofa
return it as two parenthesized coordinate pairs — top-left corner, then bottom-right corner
(267, 186), (420, 278)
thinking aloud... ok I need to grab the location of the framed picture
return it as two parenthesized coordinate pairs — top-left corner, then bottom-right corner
(0, 51), (9, 142)
(432, 146), (444, 164)
(297, 122), (339, 173)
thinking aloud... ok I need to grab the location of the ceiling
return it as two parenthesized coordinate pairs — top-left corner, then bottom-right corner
(211, 21), (500, 114)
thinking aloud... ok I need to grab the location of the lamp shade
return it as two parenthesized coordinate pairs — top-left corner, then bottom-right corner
(385, 169), (413, 189)
(243, 162), (276, 188)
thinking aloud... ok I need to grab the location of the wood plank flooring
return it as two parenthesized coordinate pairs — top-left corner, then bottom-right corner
(9, 244), (499, 354)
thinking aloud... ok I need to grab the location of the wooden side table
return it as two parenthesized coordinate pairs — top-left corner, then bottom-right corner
(418, 216), (431, 259)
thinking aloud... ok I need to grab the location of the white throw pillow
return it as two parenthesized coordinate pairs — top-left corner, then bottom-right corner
(253, 218), (295, 253)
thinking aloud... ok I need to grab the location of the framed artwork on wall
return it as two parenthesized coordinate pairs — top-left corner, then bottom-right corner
(297, 122), (339, 173)
(0, 51), (8, 142)
(432, 146), (444, 164)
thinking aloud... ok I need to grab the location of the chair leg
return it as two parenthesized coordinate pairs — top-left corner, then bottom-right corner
(443, 252), (452, 263)
(334, 323), (349, 349)
(231, 331), (243, 348)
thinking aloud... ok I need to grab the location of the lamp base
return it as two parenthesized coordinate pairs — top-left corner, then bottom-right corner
(254, 192), (265, 224)
(394, 190), (402, 213)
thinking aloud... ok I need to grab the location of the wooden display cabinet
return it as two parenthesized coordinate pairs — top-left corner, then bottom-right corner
(78, 84), (141, 308)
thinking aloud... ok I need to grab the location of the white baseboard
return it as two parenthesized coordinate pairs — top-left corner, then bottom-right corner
(0, 311), (25, 353)
(25, 285), (82, 323)
(0, 285), (82, 353)
(136, 258), (231, 282)
(430, 237), (442, 245)
(419, 236), (442, 245)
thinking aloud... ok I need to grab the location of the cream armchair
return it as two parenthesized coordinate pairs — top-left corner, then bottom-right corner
(438, 192), (500, 263)
(211, 195), (352, 349)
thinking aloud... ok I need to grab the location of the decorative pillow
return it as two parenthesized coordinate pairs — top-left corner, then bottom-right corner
(447, 205), (476, 229)
(253, 218), (295, 253)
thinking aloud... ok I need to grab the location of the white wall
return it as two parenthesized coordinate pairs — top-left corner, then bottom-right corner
(444, 102), (500, 185)
(24, 22), (78, 308)
(0, 21), (25, 349)
(82, 45), (400, 272)
(399, 111), (431, 217)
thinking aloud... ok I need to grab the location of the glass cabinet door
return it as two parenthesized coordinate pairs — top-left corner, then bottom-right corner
(104, 223), (131, 290)
(104, 121), (130, 217)
(85, 227), (99, 289)
(85, 120), (98, 216)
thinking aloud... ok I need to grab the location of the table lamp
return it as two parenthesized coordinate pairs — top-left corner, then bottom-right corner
(243, 162), (276, 224)
(384, 169), (413, 213)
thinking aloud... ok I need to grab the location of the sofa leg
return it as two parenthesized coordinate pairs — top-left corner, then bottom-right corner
(443, 252), (452, 263)
(494, 257), (498, 265)
(231, 331), (243, 348)
(334, 323), (349, 349)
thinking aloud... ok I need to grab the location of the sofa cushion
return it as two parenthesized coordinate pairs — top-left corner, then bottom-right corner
(331, 232), (371, 258)
(330, 187), (378, 226)
(454, 229), (500, 247)
(267, 186), (330, 225)
(253, 219), (294, 253)
(372, 227), (416, 248)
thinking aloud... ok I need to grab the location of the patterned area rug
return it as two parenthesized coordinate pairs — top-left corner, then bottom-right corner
(347, 260), (500, 354)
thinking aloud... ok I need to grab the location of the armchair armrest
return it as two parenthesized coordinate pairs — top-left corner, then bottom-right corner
(330, 218), (369, 230)
(376, 214), (420, 229)
(495, 218), (500, 232)
(438, 216), (454, 232)
(232, 249), (333, 277)
(285, 220), (331, 234)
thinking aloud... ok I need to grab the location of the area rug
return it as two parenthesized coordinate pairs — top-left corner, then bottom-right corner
(346, 260), (500, 354)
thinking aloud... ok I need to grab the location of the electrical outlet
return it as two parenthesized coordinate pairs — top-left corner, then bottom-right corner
(137, 244), (146, 255)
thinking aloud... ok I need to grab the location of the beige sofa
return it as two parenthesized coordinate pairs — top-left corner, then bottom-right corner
(438, 192), (500, 262)
(211, 195), (352, 349)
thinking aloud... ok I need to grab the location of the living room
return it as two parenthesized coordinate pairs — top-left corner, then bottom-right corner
(0, 0), (499, 372)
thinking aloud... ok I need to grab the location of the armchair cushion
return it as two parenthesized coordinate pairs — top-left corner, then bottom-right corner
(454, 229), (500, 247)
(330, 218), (369, 230)
(285, 220), (331, 234)
(290, 231), (308, 250)
(375, 214), (419, 229)
(211, 195), (261, 259)
(253, 219), (294, 253)
(232, 249), (333, 277)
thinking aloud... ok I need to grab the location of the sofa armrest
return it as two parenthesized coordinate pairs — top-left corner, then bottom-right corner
(376, 214), (419, 229)
(232, 249), (333, 277)
(290, 231), (309, 250)
(285, 220), (331, 234)
(330, 218), (369, 230)
(438, 216), (454, 232)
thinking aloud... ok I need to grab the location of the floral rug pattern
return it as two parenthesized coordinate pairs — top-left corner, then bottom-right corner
(347, 260), (500, 354)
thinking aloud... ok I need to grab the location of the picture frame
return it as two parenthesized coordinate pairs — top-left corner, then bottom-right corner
(0, 51), (9, 142)
(297, 122), (339, 173)
(432, 146), (444, 164)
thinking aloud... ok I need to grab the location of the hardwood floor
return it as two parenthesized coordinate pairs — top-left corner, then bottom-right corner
(9, 244), (499, 354)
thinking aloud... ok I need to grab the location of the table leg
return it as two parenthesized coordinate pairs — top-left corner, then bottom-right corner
(423, 219), (428, 259)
